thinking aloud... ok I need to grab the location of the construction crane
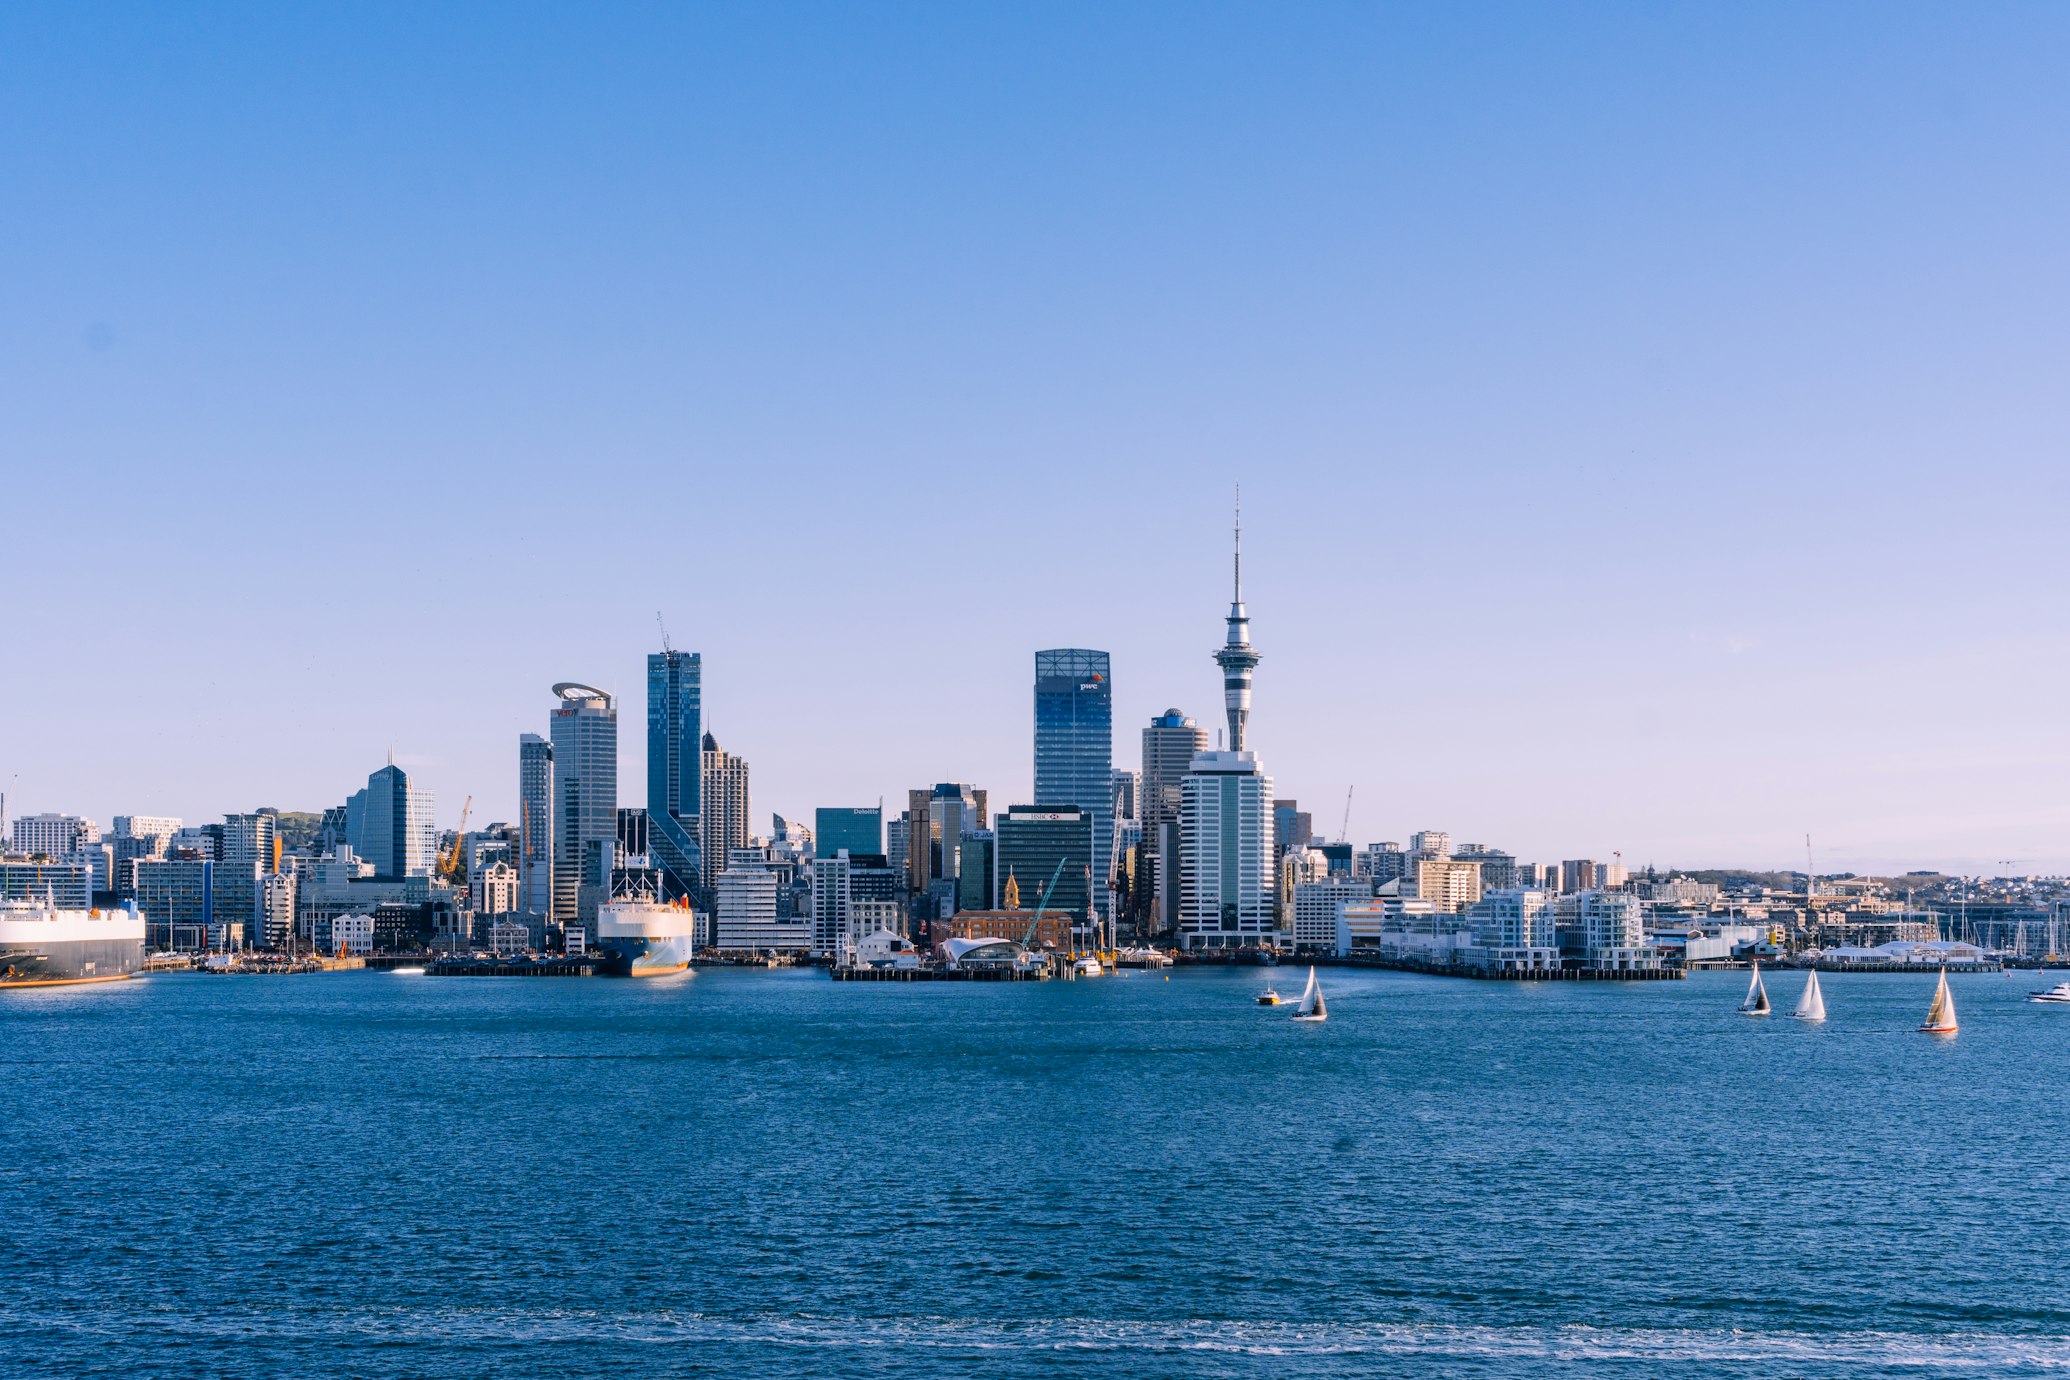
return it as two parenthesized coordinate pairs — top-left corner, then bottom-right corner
(438, 795), (473, 884)
(1020, 859), (1068, 953)
(656, 611), (672, 654)
(1339, 786), (1355, 844)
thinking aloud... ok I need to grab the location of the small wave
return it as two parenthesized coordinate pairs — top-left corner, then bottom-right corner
(28, 1307), (2070, 1369)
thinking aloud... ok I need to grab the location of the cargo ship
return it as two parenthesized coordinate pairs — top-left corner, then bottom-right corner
(595, 894), (699, 977)
(0, 898), (147, 987)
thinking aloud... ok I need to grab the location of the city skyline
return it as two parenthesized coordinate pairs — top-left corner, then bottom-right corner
(9, 6), (2070, 875)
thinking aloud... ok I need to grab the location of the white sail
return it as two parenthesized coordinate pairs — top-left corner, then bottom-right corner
(1920, 967), (1957, 1033)
(1740, 962), (1770, 1015)
(1793, 969), (1825, 1022)
(1295, 966), (1319, 1015)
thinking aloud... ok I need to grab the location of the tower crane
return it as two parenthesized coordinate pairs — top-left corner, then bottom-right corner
(438, 795), (473, 884)
(1339, 786), (1354, 845)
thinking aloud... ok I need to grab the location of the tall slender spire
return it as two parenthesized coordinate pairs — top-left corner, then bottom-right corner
(1212, 489), (1261, 753)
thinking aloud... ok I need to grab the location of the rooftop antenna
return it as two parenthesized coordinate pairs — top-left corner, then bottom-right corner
(1234, 483), (1242, 604)
(657, 611), (673, 654)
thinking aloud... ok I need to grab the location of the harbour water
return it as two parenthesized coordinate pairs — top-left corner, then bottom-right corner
(5, 966), (2069, 1377)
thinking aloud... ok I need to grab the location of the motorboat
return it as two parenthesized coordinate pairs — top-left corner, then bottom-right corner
(1256, 986), (1282, 1006)
(2027, 980), (2070, 1004)
(1073, 955), (1104, 977)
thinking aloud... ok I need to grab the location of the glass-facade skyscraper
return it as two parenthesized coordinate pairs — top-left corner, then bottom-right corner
(550, 682), (618, 930)
(1032, 649), (1112, 911)
(815, 807), (881, 859)
(646, 651), (702, 901)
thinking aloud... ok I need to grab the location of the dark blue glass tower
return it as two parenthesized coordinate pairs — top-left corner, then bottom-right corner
(646, 650), (702, 899)
(1033, 649), (1112, 902)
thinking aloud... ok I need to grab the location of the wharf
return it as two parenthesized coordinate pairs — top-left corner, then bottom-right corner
(1785, 959), (2002, 974)
(1318, 954), (1685, 982)
(426, 956), (597, 977)
(830, 965), (1049, 982)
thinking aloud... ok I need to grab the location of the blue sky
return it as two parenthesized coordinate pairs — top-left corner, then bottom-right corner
(6, 3), (2070, 874)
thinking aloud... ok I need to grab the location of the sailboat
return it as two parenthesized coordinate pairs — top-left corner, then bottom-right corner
(1919, 967), (1958, 1035)
(1739, 961), (1771, 1016)
(1291, 966), (1327, 1022)
(1793, 969), (1826, 1023)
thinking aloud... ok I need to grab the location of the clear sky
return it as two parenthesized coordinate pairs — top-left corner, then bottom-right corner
(6, 3), (2070, 876)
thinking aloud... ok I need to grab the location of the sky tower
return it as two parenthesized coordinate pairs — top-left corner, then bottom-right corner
(1213, 492), (1261, 753)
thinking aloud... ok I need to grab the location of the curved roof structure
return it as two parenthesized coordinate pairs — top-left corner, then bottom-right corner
(941, 936), (1024, 965)
(552, 682), (611, 702)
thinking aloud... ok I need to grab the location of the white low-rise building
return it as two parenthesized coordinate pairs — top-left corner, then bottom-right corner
(332, 912), (375, 955)
(1292, 877), (1368, 953)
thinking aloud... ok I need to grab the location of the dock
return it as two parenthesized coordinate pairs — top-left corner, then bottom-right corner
(830, 965), (1050, 981)
(1317, 954), (1686, 981)
(425, 956), (597, 977)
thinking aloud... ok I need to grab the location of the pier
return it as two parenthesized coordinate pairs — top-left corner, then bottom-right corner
(830, 965), (1050, 982)
(1316, 954), (1686, 981)
(425, 956), (597, 977)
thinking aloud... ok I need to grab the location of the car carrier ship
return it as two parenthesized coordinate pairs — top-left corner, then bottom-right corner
(0, 898), (146, 987)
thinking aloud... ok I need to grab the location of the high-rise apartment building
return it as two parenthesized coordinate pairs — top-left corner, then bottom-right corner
(1178, 751), (1276, 949)
(518, 733), (553, 915)
(1273, 800), (1314, 856)
(1033, 649), (1113, 891)
(815, 807), (881, 859)
(646, 650), (702, 899)
(11, 814), (98, 858)
(700, 732), (750, 888)
(1416, 856), (1484, 914)
(1139, 709), (1208, 932)
(1561, 859), (1600, 894)
(1410, 830), (1452, 860)
(549, 682), (617, 932)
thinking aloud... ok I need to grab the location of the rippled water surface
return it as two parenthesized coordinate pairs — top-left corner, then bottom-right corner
(6, 965), (2069, 1377)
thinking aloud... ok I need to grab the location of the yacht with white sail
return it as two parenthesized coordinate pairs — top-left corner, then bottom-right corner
(1738, 962), (1771, 1016)
(1919, 967), (1958, 1034)
(1291, 966), (1327, 1022)
(1793, 970), (1826, 1023)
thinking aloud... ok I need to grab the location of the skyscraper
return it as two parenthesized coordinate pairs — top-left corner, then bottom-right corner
(646, 650), (702, 900)
(549, 682), (617, 932)
(346, 764), (435, 880)
(518, 733), (553, 914)
(1179, 513), (1275, 949)
(994, 804), (1095, 924)
(1033, 649), (1113, 905)
(815, 807), (881, 859)
(1138, 708), (1208, 933)
(700, 732), (750, 887)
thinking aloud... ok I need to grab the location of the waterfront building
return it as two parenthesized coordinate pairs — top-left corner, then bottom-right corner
(994, 805), (1095, 924)
(1416, 856), (1484, 914)
(1272, 800), (1314, 857)
(1034, 649), (1113, 888)
(937, 898), (1073, 953)
(809, 851), (900, 957)
(1555, 890), (1661, 971)
(700, 733), (751, 887)
(1293, 876), (1369, 952)
(134, 857), (212, 950)
(1336, 897), (1470, 961)
(1139, 708), (1209, 933)
(11, 814), (97, 858)
(1177, 751), (1275, 950)
(0, 859), (92, 909)
(518, 733), (554, 915)
(815, 807), (881, 860)
(259, 871), (297, 949)
(549, 683), (617, 934)
(1461, 889), (1561, 973)
(645, 649), (703, 900)
(716, 865), (808, 953)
